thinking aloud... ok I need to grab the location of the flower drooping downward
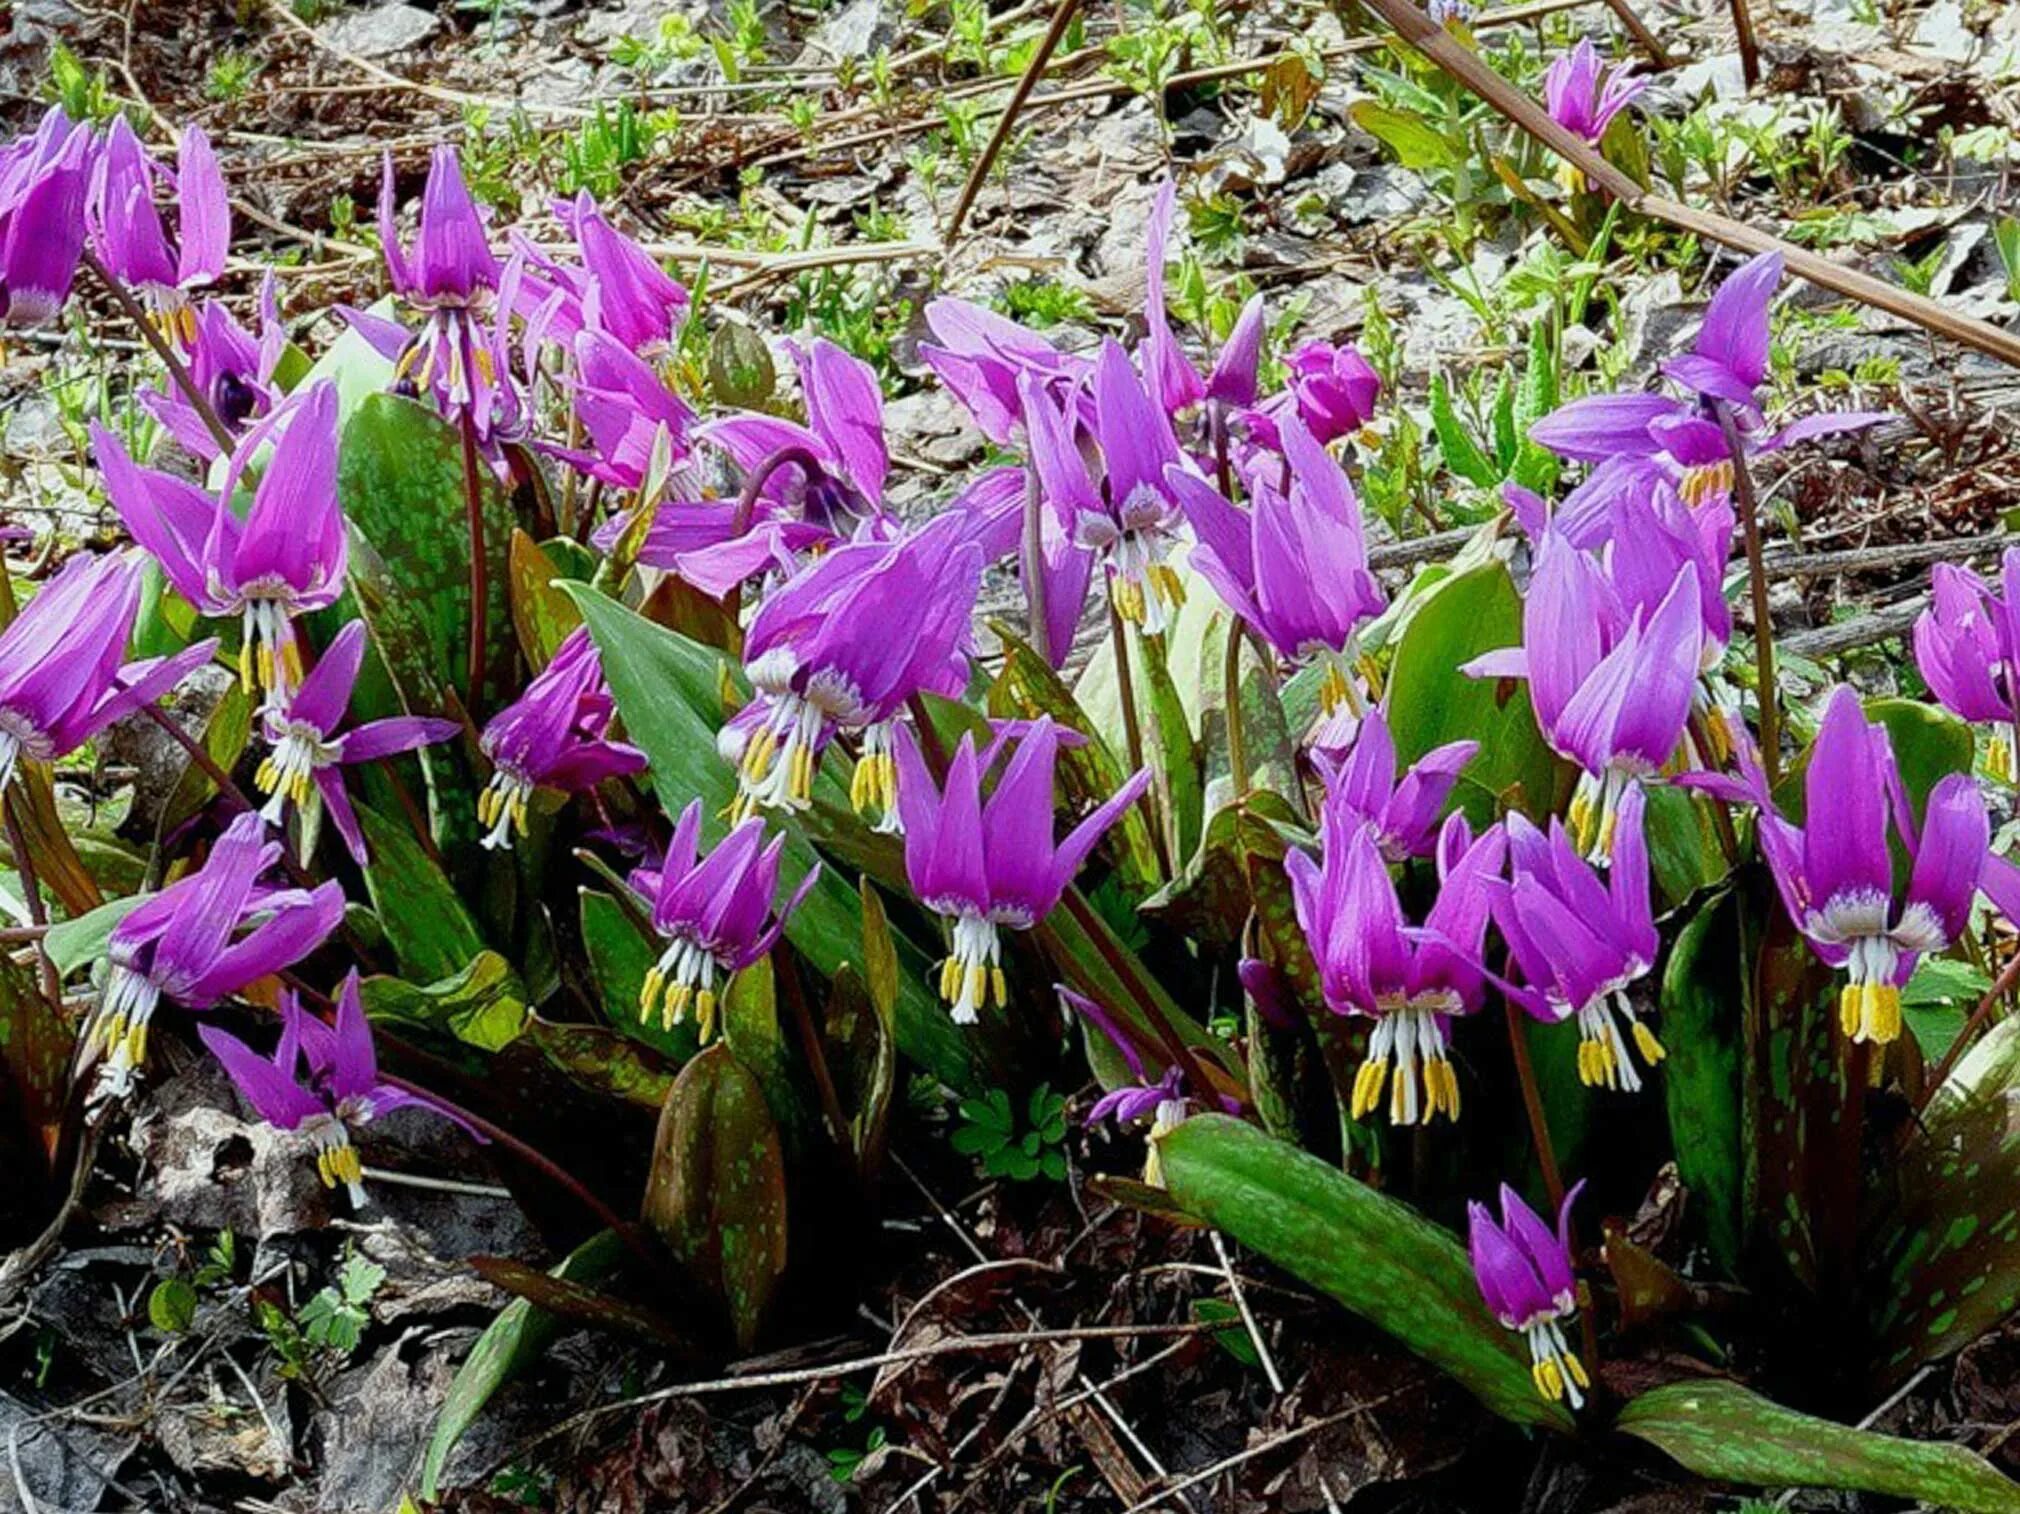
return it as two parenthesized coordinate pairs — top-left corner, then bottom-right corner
(897, 718), (1149, 1023)
(86, 812), (345, 1104)
(201, 972), (478, 1206)
(635, 800), (819, 1043)
(475, 626), (645, 850)
(1470, 1182), (1590, 1407)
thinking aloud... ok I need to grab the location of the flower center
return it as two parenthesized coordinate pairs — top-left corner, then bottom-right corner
(88, 965), (162, 1106)
(256, 721), (339, 824)
(849, 719), (902, 834)
(304, 1112), (367, 1206)
(733, 694), (828, 817)
(237, 597), (305, 702)
(1678, 458), (1735, 507)
(641, 935), (726, 1042)
(1523, 1318), (1589, 1409)
(936, 912), (1006, 1026)
(1352, 1003), (1460, 1125)
(1104, 526), (1186, 636)
(1838, 933), (1904, 1046)
(477, 766), (536, 850)
(1575, 992), (1666, 1092)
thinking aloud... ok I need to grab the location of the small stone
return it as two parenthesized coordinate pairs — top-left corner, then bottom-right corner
(319, 3), (442, 59)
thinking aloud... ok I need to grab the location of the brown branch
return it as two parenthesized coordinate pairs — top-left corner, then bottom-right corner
(1354, 0), (2020, 372)
(943, 0), (1085, 247)
(1728, 0), (1761, 86)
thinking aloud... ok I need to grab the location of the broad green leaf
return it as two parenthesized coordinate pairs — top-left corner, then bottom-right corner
(507, 528), (582, 670)
(356, 802), (488, 984)
(1658, 883), (1747, 1273)
(580, 888), (694, 1060)
(565, 582), (979, 1093)
(1901, 956), (1990, 1060)
(1618, 1379), (2020, 1512)
(359, 952), (528, 1051)
(467, 1255), (695, 1352)
(1870, 697), (1974, 814)
(420, 1230), (625, 1498)
(526, 1016), (679, 1108)
(1157, 1114), (1572, 1430)
(721, 956), (817, 1158)
(43, 896), (144, 978)
(1195, 608), (1298, 807)
(858, 879), (899, 1023)
(1869, 1017), (2020, 1383)
(1137, 631), (1203, 865)
(643, 1045), (789, 1352)
(1349, 101), (1461, 170)
(1383, 562), (1564, 830)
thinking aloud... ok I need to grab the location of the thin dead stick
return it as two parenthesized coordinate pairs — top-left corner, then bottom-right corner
(943, 0), (1085, 247)
(1209, 1230), (1284, 1393)
(1355, 0), (2020, 373)
(1728, 0), (1762, 86)
(1600, 0), (1672, 68)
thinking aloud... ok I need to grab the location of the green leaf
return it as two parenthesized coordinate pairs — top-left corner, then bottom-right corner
(338, 393), (517, 714)
(1348, 101), (1461, 169)
(156, 683), (253, 840)
(1157, 1114), (1573, 1430)
(826, 963), (896, 1173)
(721, 956), (817, 1159)
(1383, 561), (1564, 830)
(580, 888), (693, 1060)
(1869, 1017), (2020, 1382)
(1137, 631), (1203, 864)
(565, 582), (980, 1093)
(420, 1230), (625, 1498)
(1618, 1380), (2020, 1512)
(507, 528), (583, 670)
(148, 1278), (198, 1334)
(643, 1045), (789, 1352)
(358, 952), (528, 1052)
(1658, 884), (1747, 1273)
(0, 951), (73, 1148)
(526, 1015), (680, 1108)
(43, 896), (144, 978)
(356, 802), (488, 984)
(1429, 371), (1498, 487)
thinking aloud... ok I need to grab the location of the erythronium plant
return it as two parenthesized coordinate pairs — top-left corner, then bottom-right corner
(15, 118), (2020, 1505)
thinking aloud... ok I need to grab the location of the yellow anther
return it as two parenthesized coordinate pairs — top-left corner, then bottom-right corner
(991, 967), (1009, 1007)
(695, 988), (717, 1043)
(1564, 1351), (1590, 1389)
(1632, 1020), (1667, 1066)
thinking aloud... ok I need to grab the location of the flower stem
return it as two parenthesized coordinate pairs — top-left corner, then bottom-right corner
(82, 248), (236, 457)
(722, 442), (825, 623)
(1504, 1001), (1566, 1213)
(1918, 943), (2020, 1113)
(1021, 465), (1051, 668)
(1715, 401), (1779, 787)
(458, 409), (490, 714)
(3, 790), (61, 1008)
(776, 953), (855, 1165)
(1055, 888), (1222, 1105)
(1108, 601), (1169, 878)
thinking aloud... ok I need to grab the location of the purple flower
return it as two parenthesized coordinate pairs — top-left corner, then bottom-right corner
(634, 800), (819, 1042)
(200, 972), (477, 1205)
(1287, 808), (1506, 1124)
(1073, 340), (1189, 635)
(88, 119), (228, 341)
(1487, 785), (1664, 1091)
(1681, 687), (2017, 1046)
(342, 148), (520, 441)
(1915, 552), (2020, 777)
(1542, 39), (1645, 146)
(95, 382), (347, 702)
(1061, 984), (1199, 1186)
(1530, 254), (1886, 503)
(918, 296), (1090, 448)
(255, 620), (459, 865)
(1166, 409), (1385, 708)
(1314, 708), (1476, 863)
(555, 191), (689, 358)
(1464, 533), (1702, 859)
(140, 274), (287, 459)
(896, 717), (1149, 1022)
(562, 327), (697, 491)
(87, 811), (346, 1102)
(1468, 1181), (1589, 1407)
(0, 549), (216, 796)
(722, 514), (982, 823)
(476, 625), (645, 850)
(1269, 339), (1382, 447)
(650, 337), (894, 597)
(1, 106), (97, 327)
(1143, 179), (1206, 419)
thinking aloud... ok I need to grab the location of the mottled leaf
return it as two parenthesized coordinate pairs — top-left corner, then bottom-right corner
(1158, 1114), (1573, 1430)
(468, 1255), (696, 1352)
(580, 887), (693, 1061)
(1658, 883), (1747, 1274)
(356, 801), (488, 983)
(507, 528), (582, 671)
(643, 1044), (789, 1352)
(826, 963), (895, 1172)
(359, 952), (527, 1051)
(43, 896), (144, 978)
(526, 1015), (679, 1108)
(420, 1230), (625, 1498)
(1618, 1379), (2020, 1512)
